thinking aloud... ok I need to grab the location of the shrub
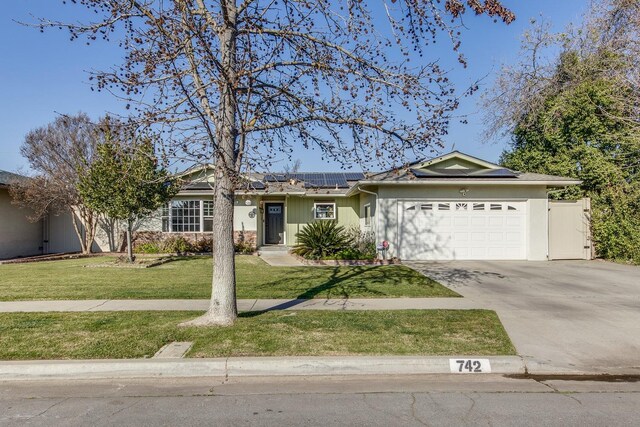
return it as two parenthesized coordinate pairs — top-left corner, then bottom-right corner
(135, 242), (162, 254)
(344, 226), (377, 259)
(194, 237), (213, 253)
(235, 240), (255, 254)
(292, 220), (350, 259)
(332, 247), (367, 260)
(162, 235), (193, 254)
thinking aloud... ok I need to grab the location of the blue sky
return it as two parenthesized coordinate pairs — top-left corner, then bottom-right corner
(0, 1), (589, 173)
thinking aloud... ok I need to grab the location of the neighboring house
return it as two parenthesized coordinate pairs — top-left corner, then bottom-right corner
(147, 151), (584, 261)
(1, 151), (588, 261)
(0, 170), (44, 259)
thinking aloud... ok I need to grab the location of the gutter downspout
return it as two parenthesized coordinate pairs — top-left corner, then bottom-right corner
(357, 186), (378, 238)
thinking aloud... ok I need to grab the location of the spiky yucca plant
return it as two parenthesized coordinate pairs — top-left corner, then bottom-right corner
(292, 220), (350, 259)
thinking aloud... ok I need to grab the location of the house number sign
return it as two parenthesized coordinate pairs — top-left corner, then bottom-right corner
(449, 358), (491, 373)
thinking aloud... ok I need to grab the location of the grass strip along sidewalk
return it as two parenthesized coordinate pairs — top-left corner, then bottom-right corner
(0, 256), (458, 301)
(0, 310), (514, 360)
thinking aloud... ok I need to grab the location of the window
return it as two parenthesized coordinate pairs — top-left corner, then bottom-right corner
(364, 204), (371, 226)
(170, 200), (201, 232)
(455, 202), (468, 211)
(438, 203), (450, 211)
(473, 203), (485, 211)
(507, 205), (517, 211)
(314, 202), (336, 219)
(490, 203), (503, 211)
(161, 203), (170, 232)
(203, 200), (214, 232)
(420, 203), (433, 211)
(406, 205), (416, 211)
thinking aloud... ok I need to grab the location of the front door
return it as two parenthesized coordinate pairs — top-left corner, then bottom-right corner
(265, 203), (284, 244)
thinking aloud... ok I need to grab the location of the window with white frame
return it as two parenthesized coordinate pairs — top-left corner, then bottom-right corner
(314, 202), (336, 219)
(171, 200), (201, 231)
(203, 201), (214, 232)
(161, 203), (170, 232)
(364, 204), (371, 226)
(161, 199), (217, 232)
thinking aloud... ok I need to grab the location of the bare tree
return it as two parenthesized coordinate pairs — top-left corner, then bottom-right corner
(283, 159), (302, 175)
(11, 113), (100, 254)
(37, 0), (514, 325)
(482, 0), (640, 142)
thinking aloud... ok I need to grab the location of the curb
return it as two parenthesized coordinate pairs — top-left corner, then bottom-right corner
(0, 356), (526, 381)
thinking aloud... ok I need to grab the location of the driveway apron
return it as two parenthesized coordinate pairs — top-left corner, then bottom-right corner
(406, 260), (640, 374)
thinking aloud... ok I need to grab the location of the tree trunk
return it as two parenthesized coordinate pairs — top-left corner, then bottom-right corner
(126, 219), (134, 263)
(70, 208), (92, 254)
(181, 171), (238, 327)
(180, 0), (239, 327)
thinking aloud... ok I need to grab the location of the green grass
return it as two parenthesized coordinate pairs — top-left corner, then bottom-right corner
(0, 256), (458, 300)
(0, 310), (514, 360)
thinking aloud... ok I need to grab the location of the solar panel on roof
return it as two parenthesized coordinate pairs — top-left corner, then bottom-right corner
(259, 171), (363, 188)
(325, 175), (349, 188)
(410, 168), (517, 178)
(249, 181), (266, 190)
(303, 173), (326, 187)
(469, 168), (517, 178)
(344, 172), (365, 180)
(264, 174), (287, 182)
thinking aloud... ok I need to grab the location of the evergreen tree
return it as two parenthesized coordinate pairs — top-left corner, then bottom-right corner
(79, 122), (178, 262)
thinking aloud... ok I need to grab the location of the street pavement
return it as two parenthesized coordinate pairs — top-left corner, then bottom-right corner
(2, 375), (640, 426)
(407, 260), (640, 374)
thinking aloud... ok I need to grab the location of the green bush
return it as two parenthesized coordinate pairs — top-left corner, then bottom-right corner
(292, 220), (351, 259)
(344, 226), (377, 259)
(162, 235), (193, 254)
(194, 237), (213, 253)
(135, 243), (161, 254)
(331, 248), (369, 260)
(235, 240), (255, 254)
(591, 190), (640, 264)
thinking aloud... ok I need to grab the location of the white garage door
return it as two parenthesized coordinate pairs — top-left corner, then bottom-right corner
(398, 201), (527, 260)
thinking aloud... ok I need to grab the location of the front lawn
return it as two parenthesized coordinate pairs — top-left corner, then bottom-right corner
(0, 310), (514, 360)
(0, 256), (458, 300)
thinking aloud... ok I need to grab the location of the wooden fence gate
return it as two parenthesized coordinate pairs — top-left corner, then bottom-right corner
(548, 198), (593, 260)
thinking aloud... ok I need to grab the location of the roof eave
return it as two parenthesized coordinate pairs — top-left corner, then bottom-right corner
(354, 179), (582, 187)
(414, 151), (503, 170)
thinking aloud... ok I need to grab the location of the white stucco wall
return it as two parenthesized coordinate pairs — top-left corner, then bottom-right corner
(0, 188), (43, 259)
(373, 184), (549, 261)
(234, 196), (258, 232)
(46, 210), (82, 254)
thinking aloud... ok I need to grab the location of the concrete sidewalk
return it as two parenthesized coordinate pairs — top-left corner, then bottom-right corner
(257, 246), (304, 266)
(0, 297), (483, 313)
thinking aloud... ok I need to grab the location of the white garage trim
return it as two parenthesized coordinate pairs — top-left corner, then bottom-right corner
(397, 199), (528, 261)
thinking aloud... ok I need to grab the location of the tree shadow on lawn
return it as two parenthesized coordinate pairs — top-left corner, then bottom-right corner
(240, 266), (456, 317)
(238, 267), (386, 316)
(249, 264), (447, 302)
(255, 265), (403, 300)
(298, 266), (392, 299)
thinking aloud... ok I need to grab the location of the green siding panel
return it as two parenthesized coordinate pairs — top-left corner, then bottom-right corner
(285, 196), (360, 246)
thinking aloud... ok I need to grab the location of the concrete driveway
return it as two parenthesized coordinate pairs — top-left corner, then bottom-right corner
(406, 260), (640, 374)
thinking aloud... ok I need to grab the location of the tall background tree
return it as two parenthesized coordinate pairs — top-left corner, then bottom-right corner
(38, 0), (515, 325)
(483, 0), (640, 264)
(79, 119), (178, 262)
(10, 113), (100, 254)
